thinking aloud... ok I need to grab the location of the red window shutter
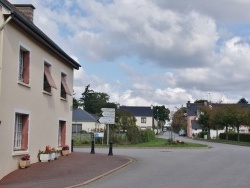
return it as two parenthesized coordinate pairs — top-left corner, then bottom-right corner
(22, 115), (29, 150)
(44, 64), (57, 89)
(61, 75), (71, 95)
(23, 52), (30, 84)
(61, 121), (66, 146)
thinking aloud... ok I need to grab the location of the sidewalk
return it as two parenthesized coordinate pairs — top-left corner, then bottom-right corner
(0, 152), (132, 188)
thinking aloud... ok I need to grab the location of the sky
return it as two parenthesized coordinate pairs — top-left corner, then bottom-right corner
(10, 0), (250, 110)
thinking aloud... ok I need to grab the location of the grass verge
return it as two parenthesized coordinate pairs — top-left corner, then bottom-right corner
(75, 137), (208, 148)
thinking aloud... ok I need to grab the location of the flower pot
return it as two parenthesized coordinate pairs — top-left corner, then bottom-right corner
(19, 160), (30, 169)
(50, 152), (56, 160)
(61, 150), (69, 156)
(39, 153), (50, 162)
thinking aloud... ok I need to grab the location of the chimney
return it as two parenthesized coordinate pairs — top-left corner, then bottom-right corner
(13, 4), (35, 22)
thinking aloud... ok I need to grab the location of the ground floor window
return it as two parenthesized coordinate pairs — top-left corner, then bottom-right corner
(14, 113), (29, 151)
(72, 124), (82, 133)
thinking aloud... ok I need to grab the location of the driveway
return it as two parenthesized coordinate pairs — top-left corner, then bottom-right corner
(75, 132), (250, 188)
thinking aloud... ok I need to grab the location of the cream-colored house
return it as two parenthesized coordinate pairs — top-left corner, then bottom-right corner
(72, 108), (105, 133)
(119, 106), (154, 130)
(0, 1), (80, 180)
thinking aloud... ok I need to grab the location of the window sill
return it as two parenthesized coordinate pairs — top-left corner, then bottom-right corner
(60, 97), (67, 102)
(43, 91), (52, 96)
(12, 150), (29, 156)
(18, 81), (30, 88)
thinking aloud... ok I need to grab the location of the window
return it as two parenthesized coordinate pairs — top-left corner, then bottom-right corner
(72, 124), (82, 133)
(14, 113), (29, 151)
(43, 63), (57, 93)
(18, 46), (30, 84)
(58, 121), (66, 147)
(60, 73), (71, 99)
(141, 117), (146, 123)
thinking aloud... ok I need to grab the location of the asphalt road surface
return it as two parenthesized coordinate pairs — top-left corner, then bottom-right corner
(75, 132), (250, 188)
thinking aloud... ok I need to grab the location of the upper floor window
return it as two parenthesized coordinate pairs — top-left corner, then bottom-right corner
(43, 63), (57, 93)
(60, 73), (71, 99)
(14, 113), (29, 151)
(18, 46), (30, 84)
(141, 117), (146, 123)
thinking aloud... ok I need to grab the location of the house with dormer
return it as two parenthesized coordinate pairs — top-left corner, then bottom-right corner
(0, 0), (80, 180)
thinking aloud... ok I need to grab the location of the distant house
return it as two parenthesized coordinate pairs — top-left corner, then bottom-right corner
(186, 101), (250, 138)
(72, 108), (104, 133)
(0, 1), (80, 180)
(119, 106), (154, 130)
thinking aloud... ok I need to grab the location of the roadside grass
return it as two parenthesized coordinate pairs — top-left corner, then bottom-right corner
(75, 137), (208, 148)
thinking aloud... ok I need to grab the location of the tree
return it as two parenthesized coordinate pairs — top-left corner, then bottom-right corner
(72, 97), (80, 109)
(115, 109), (136, 132)
(80, 84), (117, 114)
(212, 104), (250, 141)
(198, 105), (213, 139)
(194, 99), (208, 103)
(237, 98), (248, 104)
(171, 107), (187, 133)
(153, 105), (170, 131)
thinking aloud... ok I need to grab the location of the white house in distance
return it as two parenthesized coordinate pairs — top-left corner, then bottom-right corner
(119, 106), (154, 130)
(72, 108), (105, 133)
(0, 0), (80, 180)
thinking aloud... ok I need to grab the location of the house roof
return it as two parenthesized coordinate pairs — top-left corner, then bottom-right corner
(0, 0), (81, 70)
(187, 101), (250, 116)
(72, 108), (98, 122)
(119, 106), (154, 117)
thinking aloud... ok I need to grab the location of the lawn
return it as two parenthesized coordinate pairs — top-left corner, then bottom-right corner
(75, 137), (208, 148)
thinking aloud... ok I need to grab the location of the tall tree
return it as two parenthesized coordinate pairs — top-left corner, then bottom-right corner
(171, 107), (187, 133)
(80, 84), (117, 114)
(198, 105), (213, 139)
(237, 98), (248, 104)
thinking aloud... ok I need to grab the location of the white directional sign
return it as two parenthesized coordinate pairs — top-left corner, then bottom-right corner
(99, 116), (115, 124)
(102, 111), (115, 117)
(101, 108), (115, 112)
(99, 108), (115, 124)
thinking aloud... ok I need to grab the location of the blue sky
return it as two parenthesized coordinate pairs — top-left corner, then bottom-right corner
(10, 0), (250, 110)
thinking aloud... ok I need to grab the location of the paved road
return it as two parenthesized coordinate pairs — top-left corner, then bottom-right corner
(75, 132), (250, 188)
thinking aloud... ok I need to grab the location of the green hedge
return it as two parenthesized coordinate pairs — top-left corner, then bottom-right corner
(219, 133), (250, 142)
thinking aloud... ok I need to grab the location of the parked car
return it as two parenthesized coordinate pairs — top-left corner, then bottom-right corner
(179, 129), (186, 136)
(163, 127), (167, 132)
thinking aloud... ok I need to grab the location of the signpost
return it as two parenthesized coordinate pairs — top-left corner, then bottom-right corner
(99, 108), (115, 145)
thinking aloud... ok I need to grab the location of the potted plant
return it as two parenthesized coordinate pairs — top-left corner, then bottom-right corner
(50, 147), (57, 160)
(38, 146), (52, 162)
(61, 145), (69, 156)
(19, 154), (30, 169)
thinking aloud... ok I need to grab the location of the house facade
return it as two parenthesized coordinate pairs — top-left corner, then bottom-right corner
(186, 101), (250, 138)
(119, 106), (154, 130)
(0, 0), (80, 180)
(72, 108), (104, 133)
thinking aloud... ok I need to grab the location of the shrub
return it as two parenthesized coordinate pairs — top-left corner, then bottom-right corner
(219, 133), (250, 142)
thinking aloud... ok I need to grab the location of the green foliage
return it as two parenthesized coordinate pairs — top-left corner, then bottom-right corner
(126, 126), (141, 144)
(153, 105), (170, 122)
(197, 131), (208, 138)
(171, 107), (187, 132)
(140, 130), (155, 142)
(79, 84), (117, 114)
(237, 98), (248, 104)
(219, 133), (250, 142)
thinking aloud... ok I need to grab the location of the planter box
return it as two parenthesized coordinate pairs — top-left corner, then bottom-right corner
(19, 160), (30, 169)
(50, 152), (56, 160)
(39, 153), (50, 162)
(61, 150), (69, 156)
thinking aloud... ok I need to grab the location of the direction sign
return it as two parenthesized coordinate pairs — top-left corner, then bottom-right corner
(99, 116), (115, 124)
(102, 111), (115, 117)
(101, 108), (115, 112)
